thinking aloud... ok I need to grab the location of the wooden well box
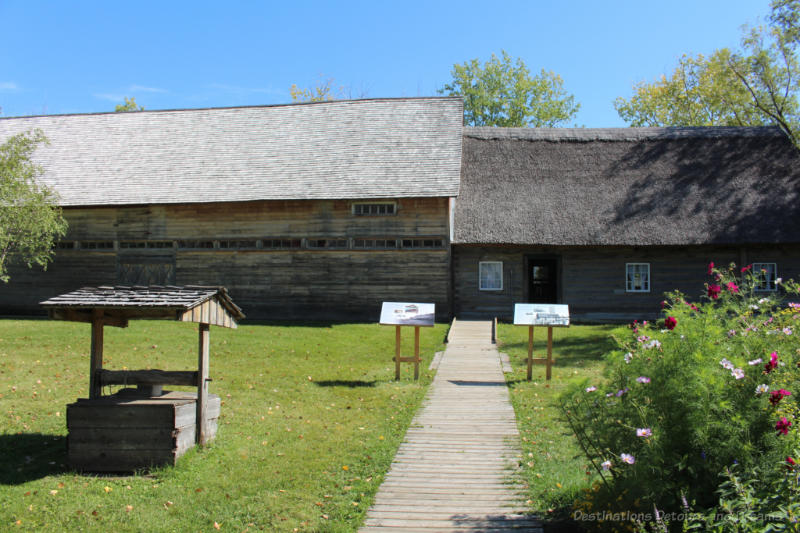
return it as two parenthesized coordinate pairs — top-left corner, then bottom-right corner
(67, 390), (221, 472)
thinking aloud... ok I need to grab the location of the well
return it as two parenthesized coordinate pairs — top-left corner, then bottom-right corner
(40, 285), (244, 472)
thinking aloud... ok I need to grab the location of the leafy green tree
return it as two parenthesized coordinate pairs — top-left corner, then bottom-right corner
(729, 0), (799, 145)
(615, 0), (799, 146)
(0, 130), (67, 282)
(613, 50), (769, 127)
(439, 50), (580, 127)
(115, 96), (144, 112)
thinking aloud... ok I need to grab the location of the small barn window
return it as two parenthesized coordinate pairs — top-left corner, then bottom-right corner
(352, 202), (396, 216)
(81, 241), (115, 250)
(218, 240), (258, 249)
(56, 241), (77, 250)
(479, 261), (503, 291)
(307, 239), (349, 249)
(401, 238), (444, 249)
(626, 263), (650, 293)
(262, 239), (302, 250)
(178, 240), (215, 249)
(353, 238), (398, 250)
(752, 263), (777, 291)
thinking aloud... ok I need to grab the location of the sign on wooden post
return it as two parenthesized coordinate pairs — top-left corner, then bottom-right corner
(380, 302), (435, 380)
(513, 304), (570, 381)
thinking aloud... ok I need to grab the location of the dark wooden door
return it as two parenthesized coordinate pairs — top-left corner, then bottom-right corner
(529, 259), (558, 303)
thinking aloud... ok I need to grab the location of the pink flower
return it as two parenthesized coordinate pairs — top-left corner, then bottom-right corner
(726, 282), (739, 294)
(764, 352), (778, 373)
(664, 316), (677, 330)
(731, 368), (745, 380)
(585, 386), (597, 393)
(776, 417), (792, 436)
(636, 428), (652, 437)
(636, 376), (651, 384)
(707, 262), (714, 275)
(741, 264), (752, 273)
(708, 284), (722, 300)
(620, 453), (635, 464)
(788, 457), (797, 469)
(769, 389), (792, 406)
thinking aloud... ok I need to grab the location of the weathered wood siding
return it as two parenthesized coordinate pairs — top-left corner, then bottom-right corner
(453, 244), (800, 322)
(2, 198), (452, 320)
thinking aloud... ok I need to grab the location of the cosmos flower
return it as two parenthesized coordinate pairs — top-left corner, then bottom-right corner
(636, 428), (652, 437)
(620, 453), (635, 465)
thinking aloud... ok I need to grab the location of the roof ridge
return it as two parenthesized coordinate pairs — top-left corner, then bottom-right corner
(464, 126), (785, 141)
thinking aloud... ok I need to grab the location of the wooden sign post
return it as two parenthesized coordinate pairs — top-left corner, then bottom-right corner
(380, 302), (435, 380)
(513, 304), (570, 381)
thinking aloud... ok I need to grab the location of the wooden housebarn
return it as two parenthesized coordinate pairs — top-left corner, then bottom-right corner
(0, 98), (463, 320)
(2, 98), (800, 322)
(453, 126), (800, 321)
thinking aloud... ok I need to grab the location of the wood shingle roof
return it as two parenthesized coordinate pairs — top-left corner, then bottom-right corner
(0, 98), (463, 206)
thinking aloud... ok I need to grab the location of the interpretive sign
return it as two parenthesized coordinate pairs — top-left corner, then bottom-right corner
(380, 302), (435, 380)
(513, 304), (570, 327)
(380, 302), (436, 327)
(513, 303), (570, 381)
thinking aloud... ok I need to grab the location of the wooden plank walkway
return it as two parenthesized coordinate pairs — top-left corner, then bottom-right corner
(360, 320), (543, 532)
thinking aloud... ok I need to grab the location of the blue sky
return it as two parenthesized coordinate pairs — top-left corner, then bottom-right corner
(0, 0), (773, 126)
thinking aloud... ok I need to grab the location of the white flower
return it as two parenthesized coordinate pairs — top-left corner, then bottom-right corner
(758, 298), (769, 304)
(601, 460), (612, 471)
(720, 358), (734, 370)
(624, 352), (633, 364)
(755, 384), (769, 395)
(585, 386), (597, 393)
(748, 358), (763, 366)
(731, 368), (745, 380)
(620, 453), (635, 465)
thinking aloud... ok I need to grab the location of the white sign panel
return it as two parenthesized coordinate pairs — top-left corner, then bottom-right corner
(513, 303), (570, 326)
(380, 302), (435, 327)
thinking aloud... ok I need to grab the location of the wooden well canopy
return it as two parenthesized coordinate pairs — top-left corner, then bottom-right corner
(40, 285), (245, 445)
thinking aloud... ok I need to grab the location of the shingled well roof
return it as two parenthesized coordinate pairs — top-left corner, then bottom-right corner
(0, 97), (463, 206)
(454, 126), (800, 246)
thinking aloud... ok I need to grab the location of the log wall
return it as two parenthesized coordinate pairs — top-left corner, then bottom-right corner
(453, 244), (800, 322)
(1, 198), (452, 320)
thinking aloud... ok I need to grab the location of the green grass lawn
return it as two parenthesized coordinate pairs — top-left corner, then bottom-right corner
(0, 319), (447, 532)
(497, 323), (618, 518)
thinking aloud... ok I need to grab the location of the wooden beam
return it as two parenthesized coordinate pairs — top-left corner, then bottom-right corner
(413, 326), (420, 381)
(98, 369), (199, 387)
(89, 310), (104, 399)
(395, 325), (401, 380)
(197, 323), (210, 445)
(49, 308), (129, 328)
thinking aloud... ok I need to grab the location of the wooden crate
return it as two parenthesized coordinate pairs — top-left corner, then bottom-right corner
(66, 390), (221, 472)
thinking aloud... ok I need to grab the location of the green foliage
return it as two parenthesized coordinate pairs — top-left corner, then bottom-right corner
(613, 50), (769, 127)
(289, 76), (345, 102)
(682, 460), (800, 531)
(439, 50), (580, 127)
(616, 1), (799, 147)
(114, 97), (144, 112)
(562, 264), (800, 530)
(0, 320), (447, 532)
(0, 130), (67, 282)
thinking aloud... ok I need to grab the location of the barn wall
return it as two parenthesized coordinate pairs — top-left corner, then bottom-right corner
(1, 198), (452, 320)
(453, 244), (800, 322)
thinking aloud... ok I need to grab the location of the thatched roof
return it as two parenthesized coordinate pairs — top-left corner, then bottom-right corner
(454, 127), (800, 245)
(0, 97), (463, 207)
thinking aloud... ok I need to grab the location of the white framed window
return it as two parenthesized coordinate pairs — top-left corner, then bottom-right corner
(479, 261), (503, 291)
(752, 263), (777, 291)
(626, 263), (650, 293)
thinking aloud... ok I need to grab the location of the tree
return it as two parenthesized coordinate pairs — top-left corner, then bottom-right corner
(615, 1), (799, 146)
(439, 50), (580, 127)
(289, 76), (345, 102)
(115, 96), (144, 112)
(729, 0), (799, 145)
(0, 130), (67, 282)
(613, 50), (769, 127)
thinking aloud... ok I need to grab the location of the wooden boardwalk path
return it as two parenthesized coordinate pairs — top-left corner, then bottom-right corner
(360, 320), (543, 532)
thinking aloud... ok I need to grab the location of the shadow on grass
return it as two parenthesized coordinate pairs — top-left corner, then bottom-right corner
(313, 380), (378, 388)
(447, 380), (506, 387)
(501, 335), (616, 364)
(0, 433), (67, 485)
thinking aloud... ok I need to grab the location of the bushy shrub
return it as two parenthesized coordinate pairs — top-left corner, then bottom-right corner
(562, 263), (799, 531)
